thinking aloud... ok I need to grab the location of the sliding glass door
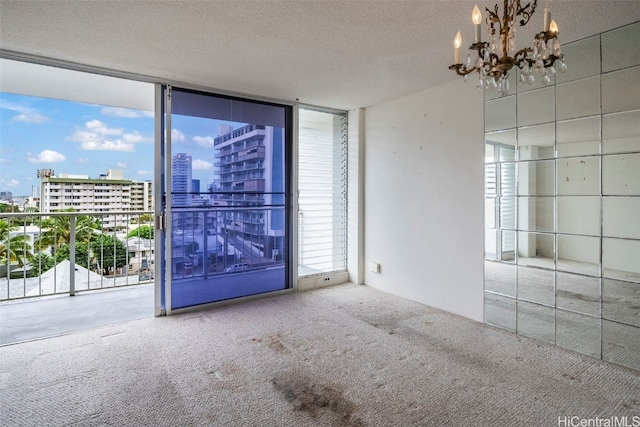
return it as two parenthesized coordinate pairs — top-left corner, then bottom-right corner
(158, 86), (291, 312)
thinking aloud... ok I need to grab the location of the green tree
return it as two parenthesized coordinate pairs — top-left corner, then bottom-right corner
(56, 242), (92, 269)
(91, 234), (129, 276)
(127, 225), (154, 240)
(0, 220), (32, 273)
(35, 209), (101, 253)
(25, 252), (55, 278)
(137, 214), (154, 224)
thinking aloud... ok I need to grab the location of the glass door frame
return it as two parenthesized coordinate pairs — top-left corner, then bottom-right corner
(154, 84), (295, 315)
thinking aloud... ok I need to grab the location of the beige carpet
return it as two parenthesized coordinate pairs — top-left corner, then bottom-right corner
(1, 283), (639, 426)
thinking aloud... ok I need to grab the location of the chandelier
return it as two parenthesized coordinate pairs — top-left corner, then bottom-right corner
(449, 0), (567, 96)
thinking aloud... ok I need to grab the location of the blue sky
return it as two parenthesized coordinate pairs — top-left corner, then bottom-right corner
(0, 92), (236, 197)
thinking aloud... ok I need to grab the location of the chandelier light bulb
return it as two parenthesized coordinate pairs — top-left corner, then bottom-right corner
(550, 19), (559, 35)
(454, 31), (462, 63)
(472, 5), (482, 25)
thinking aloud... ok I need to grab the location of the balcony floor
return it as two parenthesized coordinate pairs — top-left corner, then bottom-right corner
(0, 284), (153, 346)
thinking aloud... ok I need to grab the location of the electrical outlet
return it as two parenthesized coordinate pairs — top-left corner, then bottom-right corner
(367, 262), (381, 273)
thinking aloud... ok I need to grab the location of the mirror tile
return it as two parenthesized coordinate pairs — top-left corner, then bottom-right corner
(602, 66), (640, 114)
(556, 310), (601, 358)
(601, 22), (640, 72)
(556, 272), (601, 317)
(602, 319), (640, 371)
(602, 110), (640, 154)
(556, 196), (600, 236)
(517, 87), (555, 127)
(603, 278), (640, 328)
(518, 160), (555, 196)
(603, 197), (640, 239)
(517, 265), (555, 306)
(517, 232), (555, 270)
(517, 300), (555, 344)
(603, 238), (640, 284)
(518, 124), (555, 160)
(556, 76), (601, 121)
(500, 196), (516, 230)
(486, 96), (516, 131)
(485, 292), (516, 331)
(556, 116), (601, 158)
(517, 197), (554, 232)
(557, 235), (600, 277)
(485, 261), (516, 297)
(556, 156), (600, 196)
(485, 229), (499, 261)
(556, 35), (601, 84)
(602, 153), (640, 195)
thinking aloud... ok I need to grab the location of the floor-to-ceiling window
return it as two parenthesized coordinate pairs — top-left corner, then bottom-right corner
(159, 86), (292, 312)
(484, 21), (640, 371)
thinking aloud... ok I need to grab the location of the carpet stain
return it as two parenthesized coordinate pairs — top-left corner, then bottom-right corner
(272, 373), (363, 426)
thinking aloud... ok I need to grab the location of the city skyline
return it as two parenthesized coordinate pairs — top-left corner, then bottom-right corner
(0, 92), (240, 198)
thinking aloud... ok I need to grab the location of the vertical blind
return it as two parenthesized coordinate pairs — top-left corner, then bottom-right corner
(298, 107), (347, 276)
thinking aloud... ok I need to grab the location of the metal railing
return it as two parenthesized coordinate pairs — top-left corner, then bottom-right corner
(1, 210), (154, 301)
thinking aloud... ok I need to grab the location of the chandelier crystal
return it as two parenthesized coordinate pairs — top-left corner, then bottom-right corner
(449, 0), (567, 96)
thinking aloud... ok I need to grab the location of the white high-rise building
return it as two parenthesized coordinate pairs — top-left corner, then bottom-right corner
(171, 153), (192, 207)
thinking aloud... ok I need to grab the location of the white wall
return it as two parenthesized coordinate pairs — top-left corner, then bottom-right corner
(363, 79), (484, 322)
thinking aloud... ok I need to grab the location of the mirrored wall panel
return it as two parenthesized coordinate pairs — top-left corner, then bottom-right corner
(484, 21), (640, 371)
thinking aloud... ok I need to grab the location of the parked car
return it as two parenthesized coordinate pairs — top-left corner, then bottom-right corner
(224, 263), (249, 272)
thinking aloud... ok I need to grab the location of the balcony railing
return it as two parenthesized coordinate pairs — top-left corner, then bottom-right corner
(1, 210), (155, 301)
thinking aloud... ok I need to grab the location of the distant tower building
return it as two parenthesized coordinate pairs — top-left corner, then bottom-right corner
(213, 124), (285, 259)
(191, 179), (200, 194)
(171, 153), (192, 207)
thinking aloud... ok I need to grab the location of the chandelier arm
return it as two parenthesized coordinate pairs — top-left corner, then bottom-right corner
(448, 64), (479, 77)
(515, 0), (538, 27)
(485, 4), (501, 37)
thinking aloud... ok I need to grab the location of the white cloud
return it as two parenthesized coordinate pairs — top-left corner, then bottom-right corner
(192, 159), (213, 171)
(101, 106), (154, 118)
(27, 150), (66, 164)
(0, 158), (7, 163)
(0, 99), (49, 123)
(76, 158), (90, 165)
(193, 136), (214, 148)
(6, 179), (19, 187)
(171, 129), (186, 143)
(137, 170), (153, 176)
(117, 162), (127, 168)
(67, 120), (137, 152)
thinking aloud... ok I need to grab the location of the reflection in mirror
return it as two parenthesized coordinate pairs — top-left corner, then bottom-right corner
(601, 22), (640, 73)
(517, 266), (555, 305)
(517, 300), (555, 344)
(485, 229), (499, 261)
(603, 110), (640, 154)
(602, 319), (640, 371)
(557, 156), (600, 196)
(485, 261), (516, 297)
(556, 196), (600, 236)
(518, 123), (555, 160)
(556, 310), (601, 358)
(517, 232), (554, 270)
(556, 35), (601, 84)
(557, 116), (600, 157)
(500, 230), (516, 263)
(556, 76), (601, 121)
(500, 197), (516, 230)
(485, 292), (516, 331)
(557, 234), (600, 276)
(518, 160), (555, 196)
(486, 96), (516, 131)
(485, 197), (496, 228)
(603, 238), (640, 283)
(517, 87), (555, 127)
(485, 164), (497, 195)
(517, 197), (554, 232)
(603, 197), (640, 239)
(603, 278), (640, 328)
(602, 153), (640, 195)
(556, 272), (600, 316)
(486, 133), (517, 162)
(602, 66), (640, 114)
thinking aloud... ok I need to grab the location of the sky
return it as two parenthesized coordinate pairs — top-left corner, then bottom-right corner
(0, 92), (238, 198)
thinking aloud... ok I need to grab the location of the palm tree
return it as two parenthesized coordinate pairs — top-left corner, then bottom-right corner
(34, 209), (101, 253)
(0, 220), (32, 273)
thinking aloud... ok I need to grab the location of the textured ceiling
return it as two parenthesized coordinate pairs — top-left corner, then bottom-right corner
(1, 0), (639, 110)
